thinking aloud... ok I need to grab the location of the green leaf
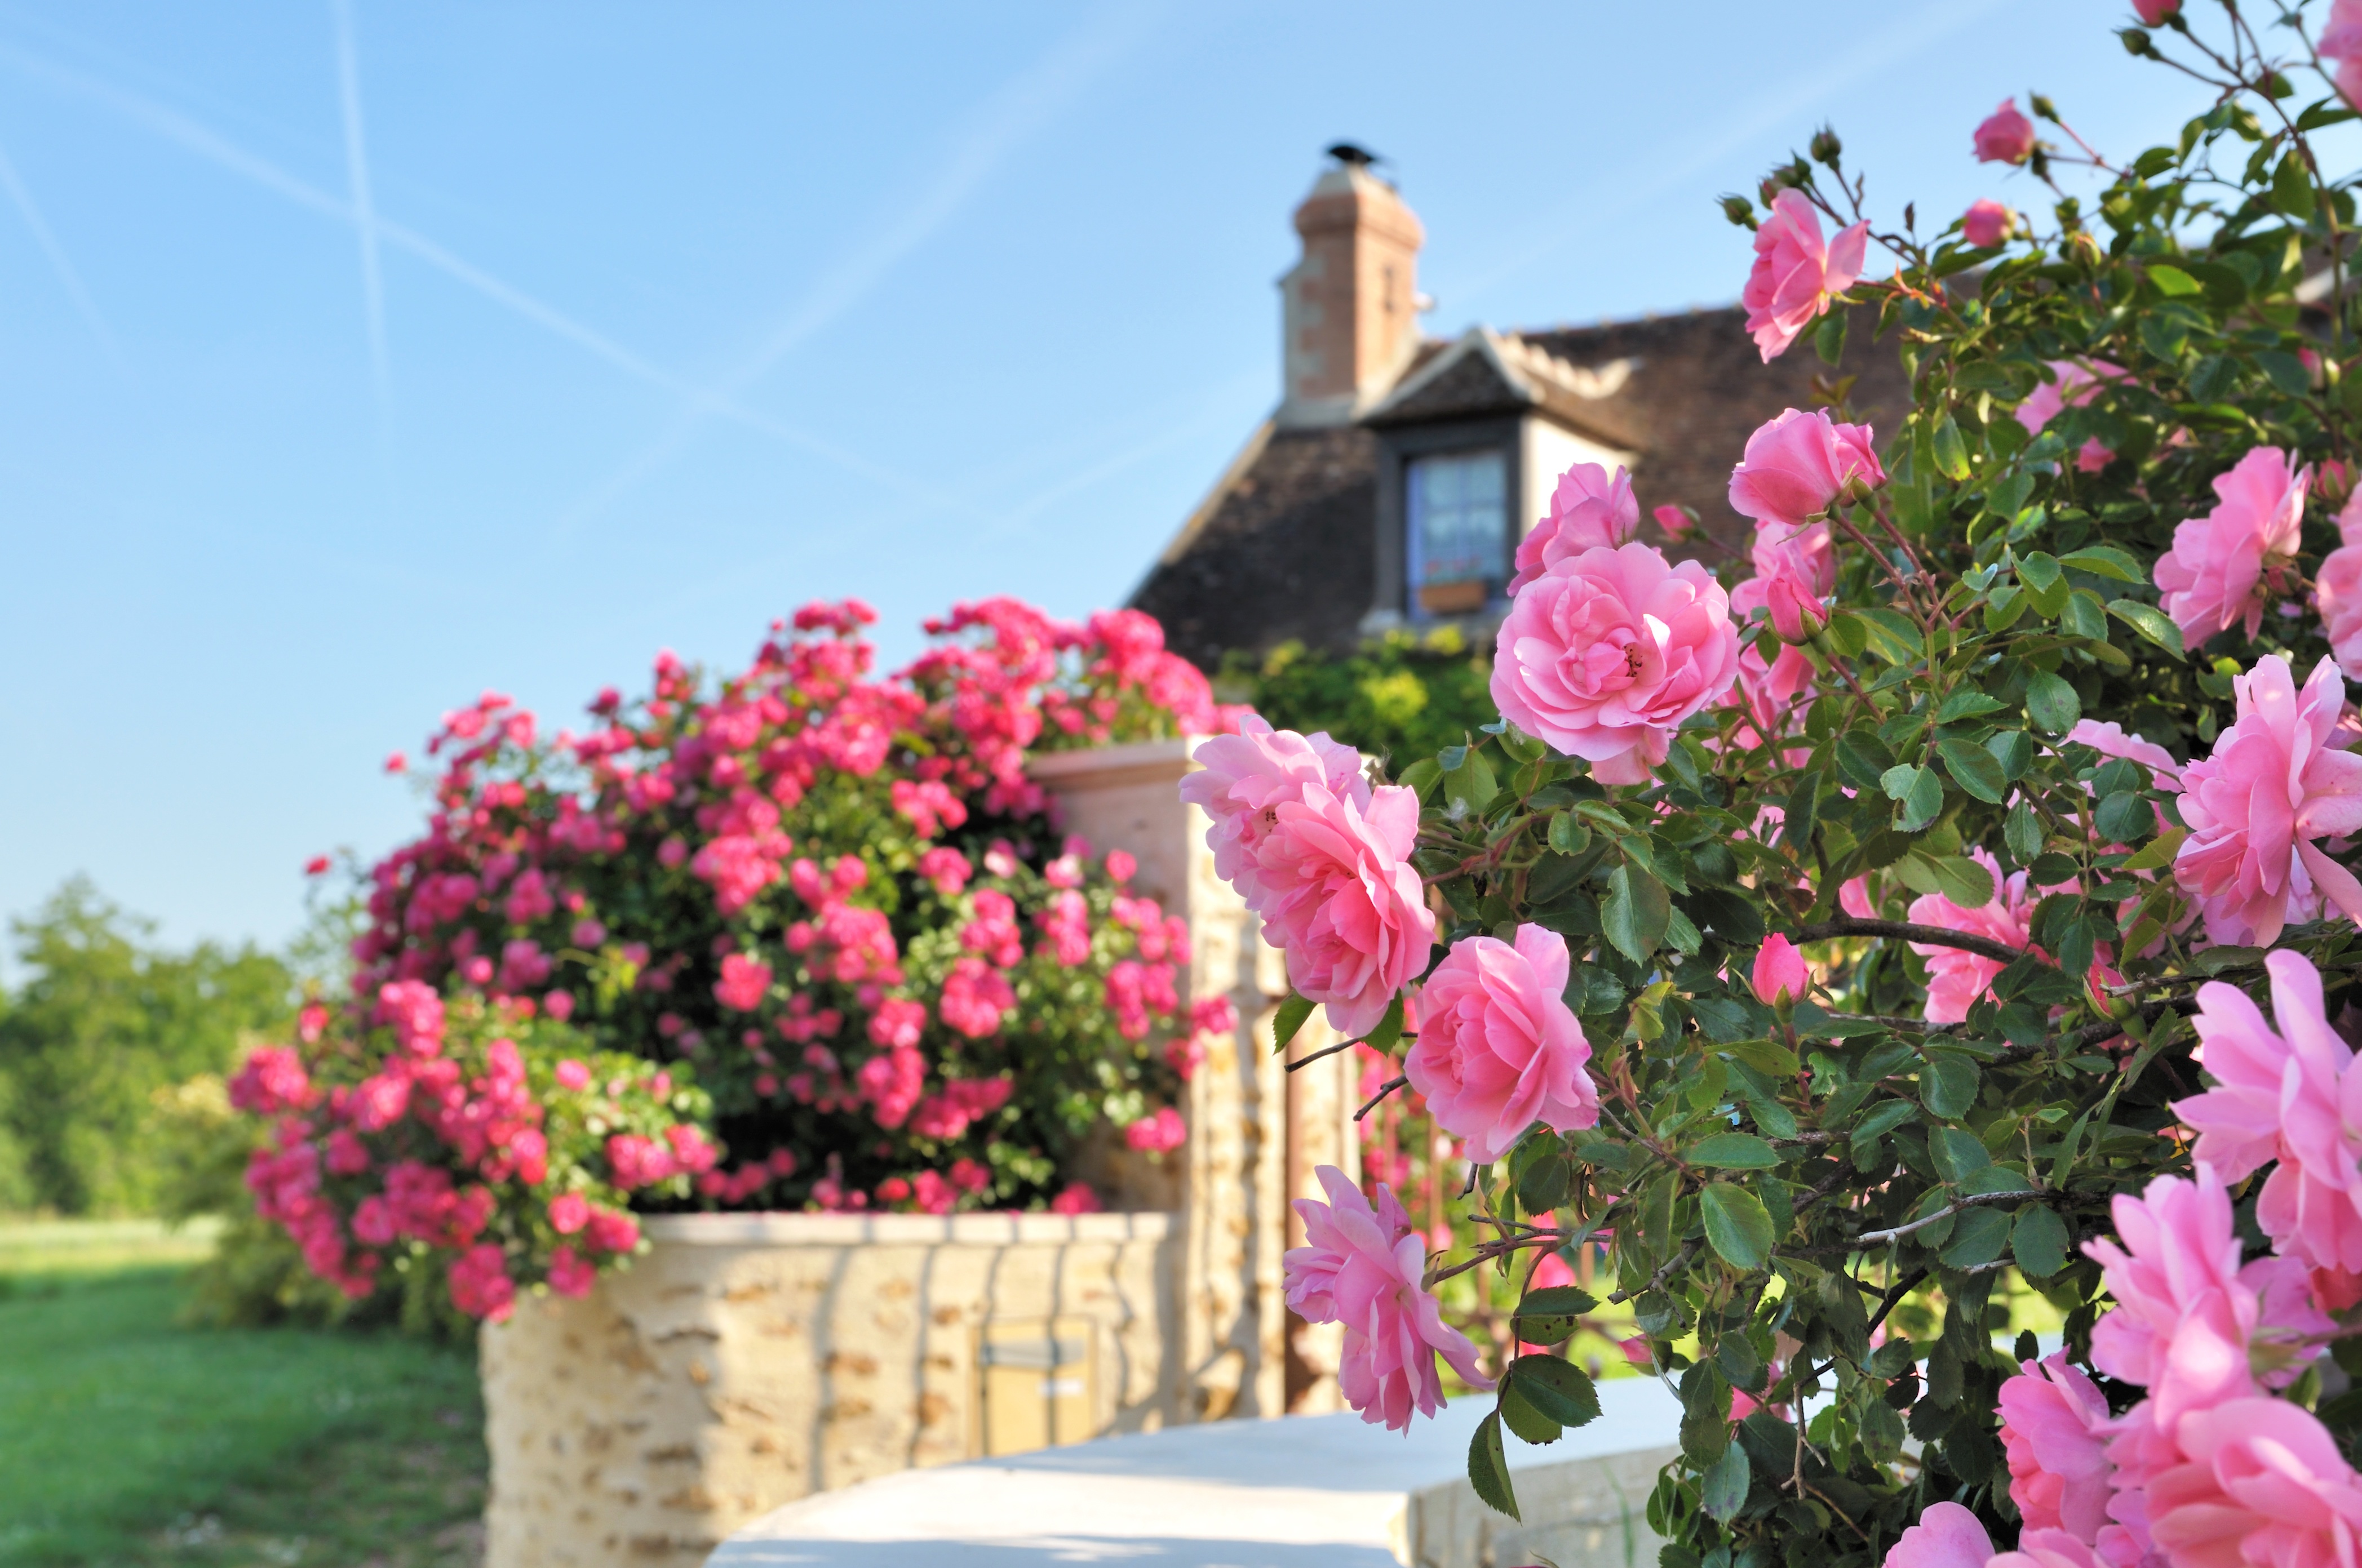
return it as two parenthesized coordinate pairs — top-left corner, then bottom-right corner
(1988, 727), (2033, 781)
(2147, 262), (2202, 296)
(2004, 800), (2042, 863)
(1935, 690), (2007, 724)
(1510, 1355), (1602, 1428)
(1272, 994), (1316, 1054)
(1835, 730), (1898, 792)
(1690, 1132), (1782, 1170)
(1920, 1054), (1982, 1120)
(1700, 1439), (1752, 1523)
(1930, 1126), (1993, 1183)
(1940, 1206), (2014, 1269)
(2095, 790), (2153, 843)
(2013, 1205), (2071, 1277)
(1444, 748), (1498, 818)
(1500, 1379), (1563, 1444)
(1700, 1183), (1776, 1271)
(2058, 545), (2144, 582)
(2017, 551), (2064, 593)
(1603, 863), (1672, 965)
(1546, 811), (1592, 856)
(1513, 1285), (1599, 1346)
(2272, 149), (2317, 220)
(1936, 738), (2009, 804)
(1359, 993), (1407, 1052)
(2120, 827), (2187, 872)
(1852, 608), (1925, 665)
(1814, 308), (1849, 366)
(2107, 599), (2187, 659)
(1932, 413), (1971, 481)
(2026, 672), (2082, 734)
(1468, 1411), (1521, 1520)
(1929, 855), (1997, 909)
(1397, 758), (1443, 803)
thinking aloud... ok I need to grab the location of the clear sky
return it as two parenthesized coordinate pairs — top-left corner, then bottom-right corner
(0, 0), (2233, 957)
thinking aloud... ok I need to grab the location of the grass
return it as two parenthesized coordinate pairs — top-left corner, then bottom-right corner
(0, 1218), (486, 1567)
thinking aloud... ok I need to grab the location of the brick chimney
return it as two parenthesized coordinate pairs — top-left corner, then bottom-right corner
(1278, 146), (1425, 427)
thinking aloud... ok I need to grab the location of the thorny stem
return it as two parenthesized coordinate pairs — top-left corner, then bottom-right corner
(1354, 1074), (1409, 1121)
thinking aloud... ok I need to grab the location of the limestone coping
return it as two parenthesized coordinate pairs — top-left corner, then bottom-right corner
(1024, 736), (1198, 783)
(641, 1210), (1180, 1247)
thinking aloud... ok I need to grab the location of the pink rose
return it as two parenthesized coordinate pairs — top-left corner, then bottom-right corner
(1750, 934), (1807, 1007)
(1729, 408), (1885, 541)
(1726, 580), (1816, 749)
(2082, 1167), (2329, 1430)
(2133, 0), (2178, 20)
(2015, 361), (2122, 438)
(1509, 462), (1639, 593)
(1741, 188), (1868, 362)
(1975, 99), (2037, 165)
(546, 1245), (597, 1299)
(1122, 1105), (1187, 1154)
(1181, 716), (1368, 908)
(1651, 504), (1696, 541)
(1883, 1502), (1994, 1568)
(1991, 1534), (2105, 1568)
(1283, 1165), (1493, 1432)
(2324, 0), (2362, 109)
(714, 953), (772, 1012)
(548, 1192), (590, 1234)
(1403, 924), (1600, 1163)
(1251, 781), (1434, 1038)
(1759, 548), (1829, 643)
(2175, 949), (2362, 1275)
(1907, 850), (2031, 1024)
(2066, 720), (2181, 793)
(2173, 655), (2362, 946)
(2147, 1400), (2362, 1568)
(2316, 492), (2362, 682)
(1490, 543), (1740, 785)
(2154, 447), (2310, 646)
(2000, 1353), (2114, 1543)
(1962, 198), (2015, 247)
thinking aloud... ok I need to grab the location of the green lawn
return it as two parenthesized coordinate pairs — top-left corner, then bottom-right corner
(0, 1219), (486, 1567)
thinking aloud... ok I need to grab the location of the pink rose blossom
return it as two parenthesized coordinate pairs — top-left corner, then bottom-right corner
(2082, 1167), (2329, 1431)
(916, 846), (973, 898)
(1509, 462), (1640, 593)
(1751, 934), (1807, 1007)
(1652, 504), (1696, 541)
(2133, 0), (2178, 21)
(2147, 1399), (2362, 1568)
(1729, 408), (1886, 541)
(1403, 924), (1600, 1164)
(2175, 949), (2362, 1275)
(2174, 656), (2362, 946)
(1283, 1165), (1493, 1432)
(2323, 1), (2362, 110)
(1884, 1502), (1995, 1568)
(2000, 1353), (2114, 1543)
(1741, 188), (1868, 362)
(1992, 1534), (2105, 1568)
(714, 953), (772, 1011)
(2315, 492), (2362, 682)
(2155, 447), (2310, 646)
(1181, 715), (1368, 908)
(1908, 850), (2031, 1024)
(1049, 1181), (1101, 1215)
(1758, 548), (1829, 643)
(2014, 361), (2123, 452)
(1975, 99), (2037, 164)
(553, 1058), (590, 1091)
(1250, 781), (1435, 1038)
(549, 1192), (590, 1234)
(1491, 543), (1741, 786)
(1963, 198), (2015, 247)
(1122, 1106), (1187, 1154)
(543, 989), (575, 1022)
(2066, 720), (2182, 792)
(546, 1245), (597, 1299)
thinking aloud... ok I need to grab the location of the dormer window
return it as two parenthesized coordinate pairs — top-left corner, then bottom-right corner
(1406, 447), (1508, 617)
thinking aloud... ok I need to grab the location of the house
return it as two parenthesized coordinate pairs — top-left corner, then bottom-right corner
(1129, 145), (1912, 671)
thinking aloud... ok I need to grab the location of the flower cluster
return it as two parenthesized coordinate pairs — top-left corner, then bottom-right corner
(1186, 15), (2362, 1567)
(241, 598), (1232, 1316)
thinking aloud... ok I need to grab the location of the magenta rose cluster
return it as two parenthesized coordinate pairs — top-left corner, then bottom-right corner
(242, 596), (1247, 1318)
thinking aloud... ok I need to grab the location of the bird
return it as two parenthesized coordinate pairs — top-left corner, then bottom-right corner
(1325, 142), (1382, 168)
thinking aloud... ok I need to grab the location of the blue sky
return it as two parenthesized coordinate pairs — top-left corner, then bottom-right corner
(0, 1), (2231, 956)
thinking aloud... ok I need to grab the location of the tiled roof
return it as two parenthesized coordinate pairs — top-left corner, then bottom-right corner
(1131, 423), (1380, 672)
(1131, 301), (1914, 669)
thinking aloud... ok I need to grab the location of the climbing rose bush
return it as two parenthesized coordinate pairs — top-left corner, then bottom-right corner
(1216, 8), (2362, 1567)
(243, 597), (1238, 1320)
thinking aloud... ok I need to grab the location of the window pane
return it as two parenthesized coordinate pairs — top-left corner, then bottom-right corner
(1408, 448), (1508, 611)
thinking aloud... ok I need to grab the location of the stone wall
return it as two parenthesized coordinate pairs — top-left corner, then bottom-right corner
(477, 738), (1364, 1566)
(481, 1212), (1182, 1567)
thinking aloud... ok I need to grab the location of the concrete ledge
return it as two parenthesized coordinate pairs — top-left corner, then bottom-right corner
(1024, 736), (1196, 783)
(642, 1210), (1181, 1247)
(708, 1375), (1682, 1568)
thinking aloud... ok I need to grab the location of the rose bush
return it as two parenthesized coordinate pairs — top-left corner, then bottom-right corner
(238, 597), (1239, 1321)
(1211, 10), (2362, 1568)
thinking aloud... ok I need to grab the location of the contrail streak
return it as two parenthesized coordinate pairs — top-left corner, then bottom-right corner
(0, 33), (969, 509)
(0, 136), (120, 368)
(330, 0), (392, 446)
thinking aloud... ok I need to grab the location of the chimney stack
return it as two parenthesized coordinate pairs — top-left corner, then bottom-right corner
(1278, 145), (1425, 427)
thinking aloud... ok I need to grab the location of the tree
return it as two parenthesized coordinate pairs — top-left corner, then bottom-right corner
(0, 878), (293, 1214)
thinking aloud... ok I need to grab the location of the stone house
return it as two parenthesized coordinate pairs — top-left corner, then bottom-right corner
(1129, 145), (1911, 672)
